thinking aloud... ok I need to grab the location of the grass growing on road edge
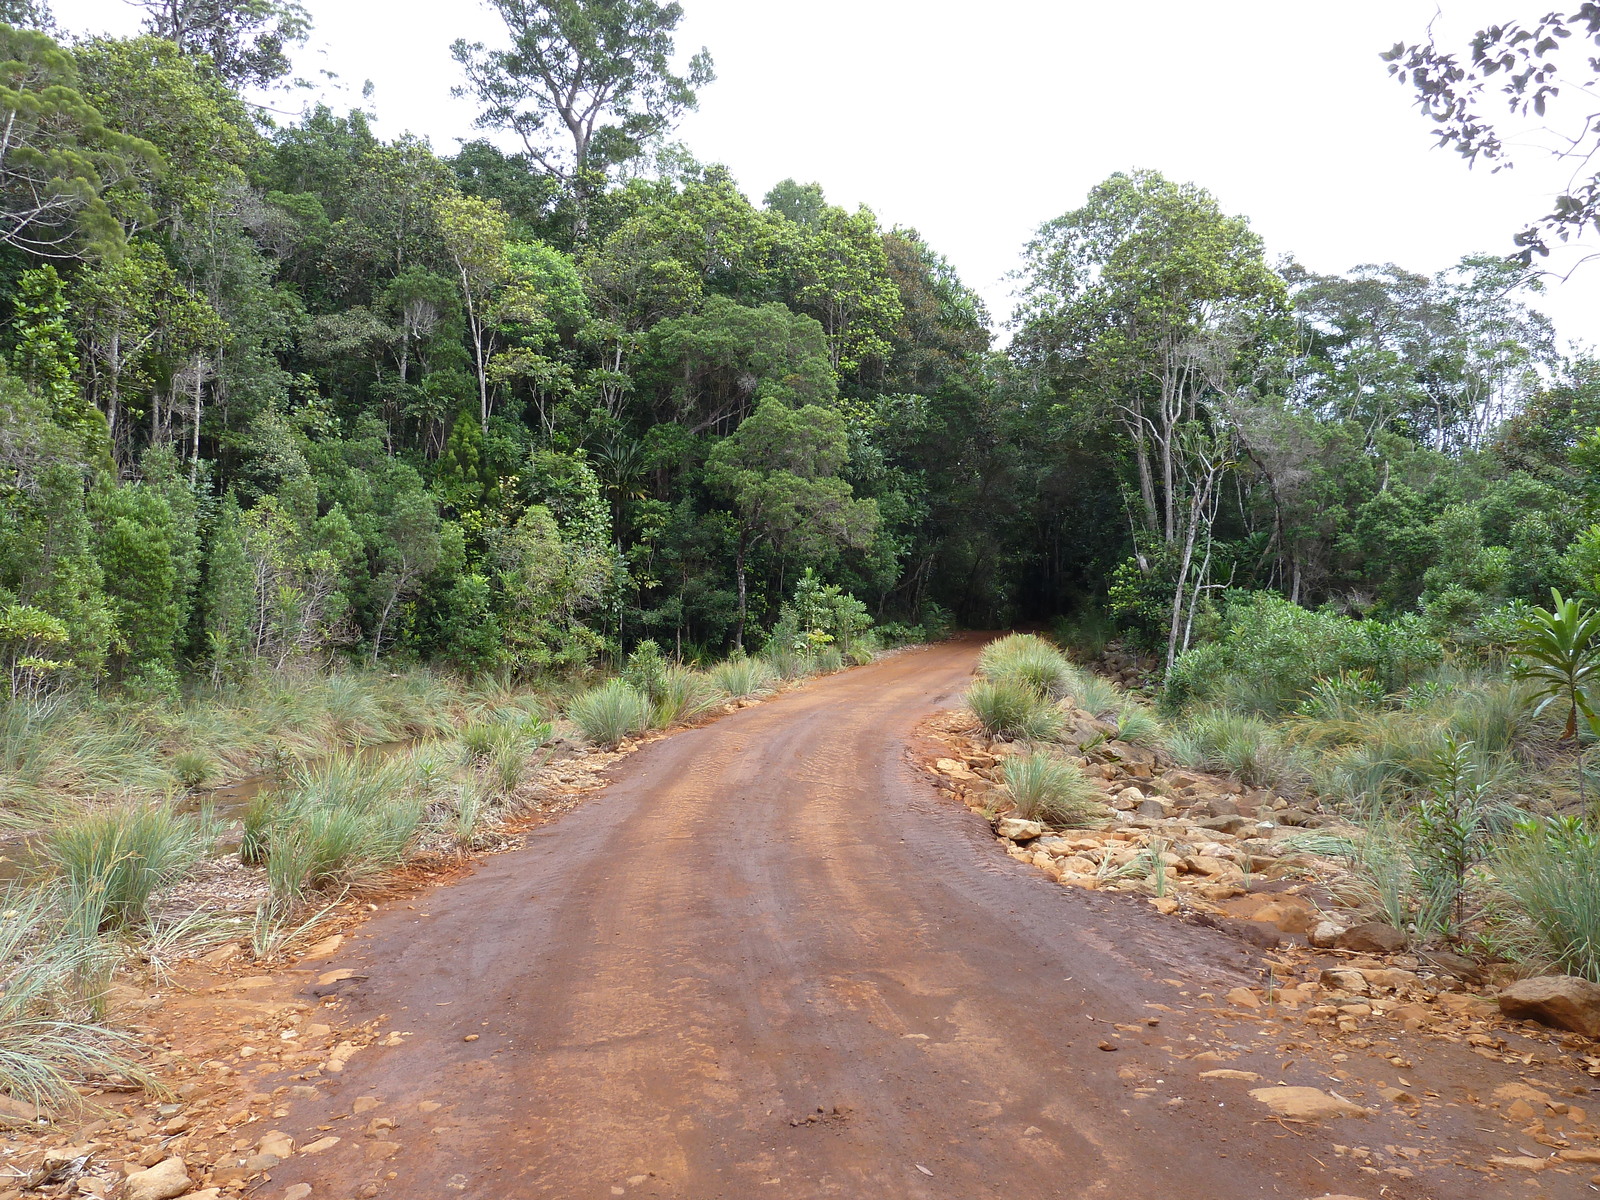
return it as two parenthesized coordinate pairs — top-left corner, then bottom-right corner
(1001, 750), (1104, 827)
(967, 679), (1065, 741)
(43, 804), (216, 935)
(712, 657), (774, 698)
(566, 680), (655, 748)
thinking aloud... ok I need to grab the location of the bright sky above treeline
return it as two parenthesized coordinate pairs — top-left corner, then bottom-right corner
(52, 0), (1600, 348)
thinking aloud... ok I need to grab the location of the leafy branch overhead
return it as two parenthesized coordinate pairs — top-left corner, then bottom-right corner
(1384, 6), (1600, 264)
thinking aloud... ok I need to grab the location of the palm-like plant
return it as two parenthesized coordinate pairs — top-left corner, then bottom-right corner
(1514, 589), (1600, 807)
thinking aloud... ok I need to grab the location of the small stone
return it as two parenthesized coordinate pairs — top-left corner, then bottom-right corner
(1226, 987), (1261, 1009)
(256, 1132), (294, 1159)
(1309, 920), (1346, 949)
(1248, 1087), (1370, 1121)
(301, 935), (344, 960)
(300, 1137), (340, 1155)
(996, 817), (1045, 841)
(352, 1097), (382, 1114)
(282, 1186), (313, 1200)
(1200, 1069), (1261, 1082)
(365, 1142), (401, 1161)
(1488, 1155), (1547, 1173)
(123, 1157), (190, 1200)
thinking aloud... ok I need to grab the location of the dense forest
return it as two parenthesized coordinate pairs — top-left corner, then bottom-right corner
(0, 0), (1595, 702)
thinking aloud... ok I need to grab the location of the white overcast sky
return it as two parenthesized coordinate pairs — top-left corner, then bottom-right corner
(51, 0), (1600, 349)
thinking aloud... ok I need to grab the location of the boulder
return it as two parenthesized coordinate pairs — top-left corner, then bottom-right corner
(1248, 1086), (1370, 1121)
(1335, 921), (1407, 955)
(124, 1158), (190, 1200)
(1135, 798), (1170, 819)
(996, 817), (1045, 841)
(1497, 975), (1600, 1038)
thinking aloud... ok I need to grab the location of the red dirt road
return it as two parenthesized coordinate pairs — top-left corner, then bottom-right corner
(266, 640), (1588, 1199)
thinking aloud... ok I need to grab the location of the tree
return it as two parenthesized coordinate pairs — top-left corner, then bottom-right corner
(1385, 8), (1600, 266)
(134, 0), (311, 90)
(452, 0), (714, 235)
(433, 191), (512, 431)
(0, 26), (159, 258)
(1013, 169), (1288, 669)
(368, 476), (443, 662)
(705, 398), (879, 648)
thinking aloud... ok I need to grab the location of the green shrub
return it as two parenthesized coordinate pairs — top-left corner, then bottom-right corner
(1001, 750), (1103, 826)
(566, 680), (653, 748)
(45, 803), (212, 933)
(267, 798), (424, 903)
(815, 647), (844, 673)
(0, 887), (145, 1111)
(622, 639), (670, 701)
(847, 644), (875, 667)
(1071, 673), (1121, 718)
(966, 679), (1065, 741)
(1163, 592), (1442, 715)
(712, 657), (774, 698)
(765, 647), (811, 681)
(1168, 709), (1306, 792)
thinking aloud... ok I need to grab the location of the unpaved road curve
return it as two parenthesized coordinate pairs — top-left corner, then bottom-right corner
(272, 640), (1488, 1199)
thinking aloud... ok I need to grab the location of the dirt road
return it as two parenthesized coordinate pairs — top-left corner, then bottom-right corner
(267, 640), (1573, 1199)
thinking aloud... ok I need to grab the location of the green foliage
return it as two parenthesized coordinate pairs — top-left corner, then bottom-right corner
(565, 678), (653, 748)
(1164, 592), (1442, 715)
(652, 665), (719, 725)
(1000, 750), (1102, 827)
(1497, 817), (1600, 981)
(976, 633), (1073, 698)
(44, 803), (212, 933)
(966, 678), (1065, 742)
(1167, 709), (1306, 792)
(710, 655), (772, 698)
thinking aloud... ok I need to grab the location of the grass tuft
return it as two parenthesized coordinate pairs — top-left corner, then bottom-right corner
(966, 679), (1065, 741)
(1001, 750), (1104, 827)
(566, 680), (654, 748)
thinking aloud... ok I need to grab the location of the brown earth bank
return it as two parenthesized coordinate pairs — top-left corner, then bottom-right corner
(18, 636), (1600, 1200)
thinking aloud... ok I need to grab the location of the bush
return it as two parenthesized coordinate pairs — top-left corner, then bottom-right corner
(1164, 592), (1442, 715)
(170, 750), (217, 790)
(45, 803), (212, 933)
(1168, 709), (1306, 792)
(1001, 750), (1103, 826)
(966, 679), (1065, 741)
(977, 634), (1072, 698)
(566, 680), (653, 748)
(712, 657), (774, 699)
(621, 639), (670, 701)
(815, 647), (844, 673)
(764, 647), (812, 681)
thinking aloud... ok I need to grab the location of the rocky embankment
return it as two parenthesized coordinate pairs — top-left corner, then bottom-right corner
(920, 702), (1600, 1178)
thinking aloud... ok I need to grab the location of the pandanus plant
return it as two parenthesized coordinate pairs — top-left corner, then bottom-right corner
(1514, 588), (1600, 810)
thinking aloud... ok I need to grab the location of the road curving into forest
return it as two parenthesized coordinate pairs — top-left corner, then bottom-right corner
(267, 637), (1518, 1200)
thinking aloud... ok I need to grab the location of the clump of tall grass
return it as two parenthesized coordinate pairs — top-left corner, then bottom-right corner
(712, 657), (774, 699)
(815, 647), (845, 673)
(452, 780), (486, 851)
(978, 634), (1073, 698)
(43, 803), (214, 934)
(1069, 673), (1122, 719)
(966, 679), (1065, 741)
(1168, 709), (1307, 792)
(1113, 702), (1162, 746)
(1001, 751), (1103, 827)
(653, 667), (721, 727)
(0, 887), (147, 1112)
(764, 647), (812, 681)
(1496, 816), (1600, 981)
(566, 680), (654, 748)
(254, 755), (430, 905)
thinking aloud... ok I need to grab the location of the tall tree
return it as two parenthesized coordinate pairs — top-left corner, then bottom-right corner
(0, 26), (159, 258)
(134, 0), (311, 90)
(452, 0), (713, 236)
